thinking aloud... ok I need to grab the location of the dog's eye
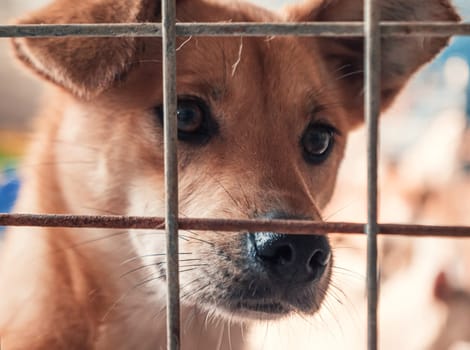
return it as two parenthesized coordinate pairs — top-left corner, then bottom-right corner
(177, 99), (204, 133)
(301, 124), (336, 164)
(155, 96), (217, 144)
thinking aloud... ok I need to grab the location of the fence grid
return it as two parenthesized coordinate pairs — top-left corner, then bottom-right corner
(0, 0), (469, 349)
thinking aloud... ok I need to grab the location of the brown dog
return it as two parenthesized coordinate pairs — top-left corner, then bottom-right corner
(0, 0), (459, 349)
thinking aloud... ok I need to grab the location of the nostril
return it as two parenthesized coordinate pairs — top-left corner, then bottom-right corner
(274, 244), (294, 265)
(257, 242), (295, 266)
(309, 249), (331, 269)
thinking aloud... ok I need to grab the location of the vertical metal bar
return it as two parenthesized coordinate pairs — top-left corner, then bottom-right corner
(162, 0), (180, 349)
(364, 0), (380, 349)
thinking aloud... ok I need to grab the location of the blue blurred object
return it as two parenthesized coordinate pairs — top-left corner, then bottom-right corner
(430, 0), (470, 123)
(431, 36), (470, 125)
(0, 168), (20, 233)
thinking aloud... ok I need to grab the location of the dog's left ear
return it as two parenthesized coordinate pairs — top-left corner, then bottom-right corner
(11, 0), (178, 99)
(288, 0), (460, 126)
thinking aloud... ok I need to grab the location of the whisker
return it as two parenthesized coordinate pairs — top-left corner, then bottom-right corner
(80, 206), (123, 215)
(104, 267), (199, 321)
(213, 177), (242, 210)
(323, 200), (360, 221)
(331, 265), (365, 280)
(45, 230), (129, 256)
(179, 234), (214, 246)
(119, 252), (192, 265)
(152, 280), (210, 320)
(178, 235), (190, 242)
(180, 282), (210, 302)
(119, 259), (204, 278)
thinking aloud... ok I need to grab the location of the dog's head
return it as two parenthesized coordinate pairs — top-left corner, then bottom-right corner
(12, 0), (458, 320)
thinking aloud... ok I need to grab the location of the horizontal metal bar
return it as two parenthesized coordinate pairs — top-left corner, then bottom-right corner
(0, 23), (163, 38)
(180, 22), (470, 37)
(1, 22), (469, 38)
(384, 22), (470, 36)
(176, 22), (363, 37)
(1, 214), (470, 237)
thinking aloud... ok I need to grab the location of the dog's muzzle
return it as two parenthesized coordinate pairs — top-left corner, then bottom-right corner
(227, 212), (332, 316)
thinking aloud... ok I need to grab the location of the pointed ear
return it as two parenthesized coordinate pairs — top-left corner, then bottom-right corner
(11, 0), (165, 99)
(287, 0), (460, 126)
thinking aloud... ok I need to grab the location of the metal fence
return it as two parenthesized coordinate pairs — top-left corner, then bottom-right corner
(1, 0), (470, 349)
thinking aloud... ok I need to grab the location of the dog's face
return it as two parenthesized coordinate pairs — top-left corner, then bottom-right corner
(12, 0), (458, 320)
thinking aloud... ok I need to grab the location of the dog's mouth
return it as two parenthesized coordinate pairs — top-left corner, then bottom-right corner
(219, 281), (325, 319)
(235, 300), (291, 315)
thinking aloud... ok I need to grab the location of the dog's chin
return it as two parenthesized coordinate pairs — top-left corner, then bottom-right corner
(192, 301), (292, 322)
(181, 269), (332, 322)
(229, 300), (294, 320)
(190, 296), (322, 322)
(210, 300), (322, 322)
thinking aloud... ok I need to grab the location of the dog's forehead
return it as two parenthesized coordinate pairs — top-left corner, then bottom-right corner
(174, 34), (340, 123)
(174, 0), (329, 101)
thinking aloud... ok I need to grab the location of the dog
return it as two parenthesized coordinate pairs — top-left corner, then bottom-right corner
(0, 0), (459, 348)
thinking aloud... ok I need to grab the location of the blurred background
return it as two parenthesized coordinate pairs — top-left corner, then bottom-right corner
(1, 0), (470, 349)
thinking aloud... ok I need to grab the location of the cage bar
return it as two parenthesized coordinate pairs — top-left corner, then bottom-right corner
(1, 22), (470, 38)
(162, 0), (180, 349)
(2, 214), (470, 237)
(364, 0), (381, 349)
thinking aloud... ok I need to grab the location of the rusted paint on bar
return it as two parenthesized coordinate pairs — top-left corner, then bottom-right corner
(365, 0), (381, 349)
(0, 22), (468, 39)
(2, 214), (470, 237)
(162, 0), (180, 349)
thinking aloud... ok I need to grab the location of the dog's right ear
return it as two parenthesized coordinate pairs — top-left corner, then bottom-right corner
(287, 0), (460, 127)
(12, 0), (175, 99)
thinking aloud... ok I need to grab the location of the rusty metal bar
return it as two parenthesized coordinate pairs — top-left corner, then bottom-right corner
(382, 22), (470, 36)
(162, 0), (180, 348)
(365, 0), (380, 349)
(2, 214), (470, 237)
(1, 22), (469, 38)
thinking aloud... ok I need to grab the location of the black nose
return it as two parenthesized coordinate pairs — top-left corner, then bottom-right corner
(248, 231), (331, 283)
